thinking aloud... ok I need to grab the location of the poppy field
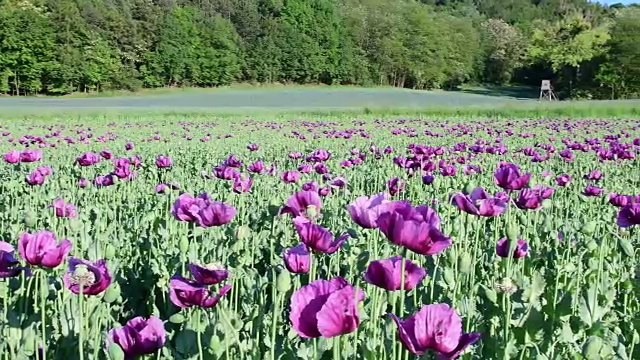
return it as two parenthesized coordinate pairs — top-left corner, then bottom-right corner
(0, 115), (639, 360)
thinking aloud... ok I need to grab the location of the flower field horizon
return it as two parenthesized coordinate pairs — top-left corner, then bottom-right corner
(0, 114), (639, 360)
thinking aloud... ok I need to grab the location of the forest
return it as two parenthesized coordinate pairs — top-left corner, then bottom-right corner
(0, 0), (638, 99)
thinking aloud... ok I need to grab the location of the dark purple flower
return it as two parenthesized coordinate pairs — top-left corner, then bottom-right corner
(20, 149), (42, 162)
(168, 276), (231, 308)
(62, 258), (112, 295)
(555, 174), (572, 187)
(609, 193), (640, 207)
(363, 255), (426, 291)
(0, 241), (28, 278)
(289, 278), (364, 338)
(213, 165), (239, 180)
(452, 188), (507, 217)
(387, 177), (406, 196)
(78, 178), (88, 188)
(247, 143), (259, 151)
(422, 174), (435, 185)
(281, 171), (301, 183)
(3, 150), (20, 164)
(583, 185), (603, 197)
(247, 161), (265, 173)
(171, 193), (236, 227)
(347, 193), (408, 229)
(495, 238), (529, 258)
(125, 142), (134, 151)
(188, 263), (229, 285)
(232, 174), (253, 194)
(155, 155), (172, 168)
(494, 163), (531, 191)
(617, 204), (640, 228)
(26, 171), (46, 186)
(389, 303), (480, 358)
(283, 244), (311, 273)
(107, 316), (166, 358)
(293, 217), (348, 254)
(515, 189), (544, 210)
(18, 230), (72, 268)
(94, 174), (115, 187)
(76, 152), (100, 166)
(100, 150), (113, 160)
(584, 170), (603, 181)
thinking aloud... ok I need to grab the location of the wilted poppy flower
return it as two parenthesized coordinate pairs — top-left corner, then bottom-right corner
(155, 155), (172, 168)
(20, 149), (42, 162)
(293, 217), (348, 254)
(609, 193), (640, 207)
(583, 185), (603, 197)
(387, 177), (406, 196)
(188, 263), (229, 285)
(377, 204), (451, 256)
(494, 163), (531, 191)
(18, 230), (72, 268)
(168, 276), (231, 308)
(3, 150), (20, 164)
(50, 198), (77, 218)
(232, 174), (253, 194)
(389, 303), (480, 358)
(62, 258), (112, 295)
(76, 152), (100, 166)
(279, 190), (322, 219)
(283, 244), (311, 273)
(495, 238), (529, 258)
(289, 277), (365, 338)
(347, 193), (408, 229)
(107, 316), (166, 358)
(0, 241), (28, 278)
(452, 188), (507, 217)
(281, 171), (301, 183)
(555, 174), (572, 187)
(363, 256), (426, 291)
(584, 170), (603, 181)
(617, 204), (640, 228)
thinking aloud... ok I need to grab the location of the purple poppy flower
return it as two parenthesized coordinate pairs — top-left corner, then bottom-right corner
(319, 187), (331, 196)
(168, 276), (231, 308)
(289, 151), (303, 159)
(389, 303), (481, 359)
(155, 184), (168, 193)
(555, 174), (572, 187)
(50, 198), (77, 218)
(314, 163), (329, 174)
(293, 217), (348, 254)
(312, 149), (331, 162)
(3, 150), (20, 164)
(494, 163), (531, 191)
(330, 177), (347, 189)
(279, 190), (322, 219)
(223, 154), (243, 168)
(213, 165), (239, 180)
(422, 174), (435, 185)
(584, 170), (603, 181)
(0, 241), (28, 278)
(125, 142), (134, 151)
(387, 177), (406, 196)
(247, 143), (259, 151)
(440, 165), (457, 177)
(18, 230), (72, 268)
(514, 189), (544, 210)
(495, 238), (529, 258)
(248, 161), (265, 174)
(232, 174), (253, 194)
(363, 255), (427, 291)
(78, 178), (88, 188)
(26, 171), (46, 186)
(347, 193), (408, 229)
(298, 164), (312, 173)
(188, 263), (229, 285)
(107, 316), (166, 358)
(302, 181), (320, 192)
(20, 149), (42, 162)
(62, 258), (112, 295)
(376, 203), (451, 256)
(617, 204), (640, 228)
(76, 152), (100, 166)
(609, 193), (640, 207)
(289, 277), (365, 338)
(452, 188), (507, 217)
(155, 155), (172, 168)
(583, 185), (603, 197)
(171, 193), (236, 227)
(283, 244), (311, 274)
(171, 193), (202, 223)
(94, 174), (115, 187)
(281, 171), (301, 183)
(100, 150), (113, 160)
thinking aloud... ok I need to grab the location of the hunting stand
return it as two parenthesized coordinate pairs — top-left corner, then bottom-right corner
(539, 80), (558, 101)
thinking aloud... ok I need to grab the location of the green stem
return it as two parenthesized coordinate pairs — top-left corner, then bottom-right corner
(197, 309), (204, 360)
(40, 272), (47, 360)
(78, 286), (84, 360)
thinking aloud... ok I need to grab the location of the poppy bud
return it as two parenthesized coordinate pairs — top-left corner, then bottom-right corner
(103, 285), (120, 304)
(581, 221), (597, 235)
(276, 269), (292, 292)
(582, 336), (603, 360)
(169, 313), (185, 324)
(107, 343), (126, 360)
(179, 237), (189, 254)
(506, 224), (519, 242)
(459, 253), (472, 274)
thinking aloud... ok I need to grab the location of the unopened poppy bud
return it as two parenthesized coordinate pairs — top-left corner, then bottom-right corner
(618, 238), (634, 257)
(506, 224), (518, 242)
(581, 221), (597, 235)
(276, 270), (292, 292)
(24, 210), (37, 227)
(104, 244), (116, 260)
(107, 343), (126, 360)
(103, 285), (120, 304)
(169, 313), (185, 324)
(463, 182), (475, 195)
(234, 225), (250, 241)
(582, 336), (603, 360)
(459, 252), (472, 274)
(179, 237), (189, 254)
(586, 240), (598, 252)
